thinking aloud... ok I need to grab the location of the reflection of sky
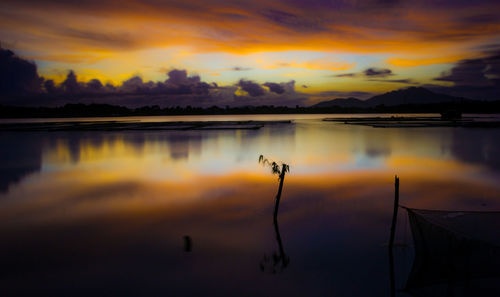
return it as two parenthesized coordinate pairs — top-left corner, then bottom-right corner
(1, 116), (500, 296)
(2, 116), (499, 189)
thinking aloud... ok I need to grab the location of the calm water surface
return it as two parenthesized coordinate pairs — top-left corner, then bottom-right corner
(1, 114), (500, 296)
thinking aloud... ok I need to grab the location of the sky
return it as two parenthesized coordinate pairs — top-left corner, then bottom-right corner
(0, 0), (500, 106)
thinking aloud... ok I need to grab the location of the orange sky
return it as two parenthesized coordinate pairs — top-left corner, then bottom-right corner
(1, 0), (500, 103)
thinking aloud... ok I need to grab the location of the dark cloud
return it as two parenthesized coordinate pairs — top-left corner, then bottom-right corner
(164, 70), (211, 95)
(0, 47), (42, 96)
(0, 48), (319, 108)
(61, 70), (79, 93)
(2, 0), (500, 59)
(260, 9), (327, 33)
(367, 79), (418, 84)
(231, 67), (252, 71)
(363, 68), (393, 77)
(112, 70), (212, 96)
(120, 76), (147, 93)
(59, 27), (137, 50)
(237, 79), (266, 96)
(333, 73), (357, 78)
(459, 14), (500, 25)
(44, 79), (57, 94)
(86, 78), (103, 91)
(333, 69), (394, 79)
(302, 85), (308, 88)
(434, 59), (496, 87)
(263, 82), (285, 94)
(166, 69), (199, 85)
(430, 49), (500, 100)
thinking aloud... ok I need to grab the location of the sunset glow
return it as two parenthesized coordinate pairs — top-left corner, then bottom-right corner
(1, 0), (500, 106)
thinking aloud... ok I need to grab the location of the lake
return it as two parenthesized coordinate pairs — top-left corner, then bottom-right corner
(1, 114), (500, 296)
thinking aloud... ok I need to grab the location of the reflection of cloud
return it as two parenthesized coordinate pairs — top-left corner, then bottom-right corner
(1, 165), (499, 295)
(365, 148), (391, 158)
(449, 128), (500, 170)
(0, 133), (42, 193)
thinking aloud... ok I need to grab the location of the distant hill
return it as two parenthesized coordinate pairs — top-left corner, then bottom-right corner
(313, 87), (468, 108)
(313, 97), (368, 108)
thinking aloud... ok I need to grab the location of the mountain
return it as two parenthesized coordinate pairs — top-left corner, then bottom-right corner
(313, 87), (468, 108)
(312, 97), (368, 108)
(367, 87), (463, 106)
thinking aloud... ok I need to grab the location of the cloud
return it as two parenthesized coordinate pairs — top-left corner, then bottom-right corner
(86, 78), (103, 91)
(363, 68), (393, 77)
(427, 48), (500, 100)
(233, 80), (306, 106)
(2, 0), (500, 59)
(166, 69), (199, 85)
(333, 73), (357, 78)
(120, 76), (148, 92)
(333, 68), (408, 83)
(0, 47), (341, 107)
(43, 79), (57, 94)
(230, 67), (252, 71)
(367, 79), (418, 84)
(58, 27), (137, 50)
(237, 79), (266, 96)
(260, 8), (328, 33)
(434, 59), (496, 87)
(263, 82), (285, 94)
(333, 68), (394, 78)
(0, 46), (42, 96)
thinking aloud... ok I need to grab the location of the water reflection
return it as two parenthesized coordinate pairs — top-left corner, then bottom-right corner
(0, 116), (500, 296)
(2, 119), (500, 194)
(260, 218), (290, 274)
(0, 132), (42, 192)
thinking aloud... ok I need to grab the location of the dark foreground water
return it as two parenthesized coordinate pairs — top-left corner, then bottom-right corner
(1, 114), (500, 296)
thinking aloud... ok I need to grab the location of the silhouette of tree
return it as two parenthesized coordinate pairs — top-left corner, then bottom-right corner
(259, 155), (290, 273)
(259, 155), (289, 220)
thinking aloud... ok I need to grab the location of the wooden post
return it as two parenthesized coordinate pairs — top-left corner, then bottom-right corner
(273, 164), (287, 220)
(389, 175), (399, 248)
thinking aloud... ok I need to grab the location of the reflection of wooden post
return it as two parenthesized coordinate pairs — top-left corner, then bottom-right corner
(388, 175), (399, 297)
(388, 247), (396, 297)
(273, 164), (287, 220)
(389, 175), (399, 248)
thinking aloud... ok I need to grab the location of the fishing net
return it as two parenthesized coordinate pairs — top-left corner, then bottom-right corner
(403, 208), (500, 295)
